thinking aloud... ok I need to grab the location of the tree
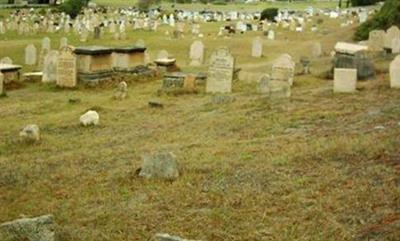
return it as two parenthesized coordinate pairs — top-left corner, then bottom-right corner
(354, 0), (400, 40)
(59, 0), (89, 18)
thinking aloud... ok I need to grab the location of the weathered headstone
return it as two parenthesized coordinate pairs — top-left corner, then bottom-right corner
(42, 50), (59, 83)
(333, 68), (357, 93)
(311, 42), (322, 58)
(251, 37), (262, 58)
(0, 215), (54, 241)
(189, 40), (204, 66)
(368, 30), (385, 51)
(114, 81), (128, 100)
(139, 151), (179, 181)
(206, 47), (235, 93)
(384, 26), (400, 50)
(56, 47), (76, 87)
(390, 55), (400, 88)
(392, 37), (400, 54)
(25, 44), (37, 66)
(42, 37), (51, 51)
(0, 72), (4, 96)
(59, 37), (68, 49)
(258, 74), (270, 94)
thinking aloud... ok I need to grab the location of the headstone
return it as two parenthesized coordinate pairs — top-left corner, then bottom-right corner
(0, 57), (12, 64)
(384, 26), (400, 50)
(42, 50), (59, 83)
(390, 55), (400, 88)
(139, 151), (179, 181)
(189, 40), (204, 66)
(271, 54), (295, 86)
(206, 47), (235, 93)
(114, 81), (128, 100)
(267, 30), (275, 40)
(333, 68), (357, 93)
(251, 37), (262, 58)
(157, 50), (169, 60)
(0, 72), (4, 96)
(94, 26), (101, 39)
(311, 42), (322, 58)
(42, 37), (51, 51)
(258, 74), (270, 94)
(56, 47), (77, 88)
(392, 37), (400, 54)
(59, 37), (68, 49)
(25, 44), (37, 65)
(368, 30), (385, 51)
(80, 110), (99, 126)
(0, 215), (54, 241)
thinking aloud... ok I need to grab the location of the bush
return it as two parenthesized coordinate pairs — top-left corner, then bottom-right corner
(260, 8), (278, 21)
(351, 0), (380, 6)
(59, 0), (88, 18)
(354, 0), (400, 40)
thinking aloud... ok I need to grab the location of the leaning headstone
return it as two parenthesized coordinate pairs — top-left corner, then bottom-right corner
(42, 50), (59, 83)
(80, 110), (99, 126)
(189, 40), (204, 66)
(19, 124), (40, 142)
(0, 57), (12, 64)
(206, 47), (235, 93)
(114, 81), (128, 100)
(334, 68), (357, 93)
(56, 47), (77, 88)
(139, 151), (179, 181)
(25, 44), (37, 65)
(251, 37), (262, 58)
(390, 55), (400, 88)
(0, 215), (54, 241)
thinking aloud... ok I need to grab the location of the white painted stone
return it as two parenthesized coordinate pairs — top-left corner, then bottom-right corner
(80, 110), (99, 126)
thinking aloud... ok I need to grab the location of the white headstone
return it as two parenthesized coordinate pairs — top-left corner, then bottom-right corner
(390, 55), (400, 88)
(334, 68), (357, 93)
(25, 44), (37, 66)
(42, 50), (59, 83)
(189, 40), (204, 66)
(251, 37), (262, 58)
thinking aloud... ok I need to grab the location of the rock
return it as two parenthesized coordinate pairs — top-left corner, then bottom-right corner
(114, 81), (128, 100)
(79, 110), (99, 126)
(0, 215), (55, 241)
(153, 233), (201, 241)
(149, 100), (164, 108)
(19, 124), (40, 142)
(139, 151), (179, 181)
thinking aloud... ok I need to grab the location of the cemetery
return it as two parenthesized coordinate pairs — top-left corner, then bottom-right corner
(0, 0), (399, 240)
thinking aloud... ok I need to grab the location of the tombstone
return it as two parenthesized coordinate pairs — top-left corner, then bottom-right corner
(0, 57), (12, 65)
(56, 47), (77, 87)
(384, 26), (400, 50)
(392, 37), (400, 54)
(271, 54), (295, 86)
(258, 74), (270, 94)
(390, 55), (400, 88)
(114, 81), (128, 100)
(42, 37), (51, 51)
(358, 11), (368, 23)
(0, 72), (4, 96)
(206, 47), (235, 93)
(19, 124), (41, 142)
(59, 37), (68, 49)
(0, 215), (54, 241)
(157, 50), (169, 60)
(94, 26), (101, 39)
(25, 44), (37, 66)
(368, 30), (385, 51)
(139, 151), (179, 181)
(311, 42), (322, 58)
(189, 40), (204, 66)
(80, 110), (99, 126)
(42, 50), (59, 83)
(267, 30), (275, 40)
(251, 37), (262, 58)
(333, 68), (357, 93)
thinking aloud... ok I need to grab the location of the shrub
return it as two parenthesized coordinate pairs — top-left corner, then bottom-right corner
(260, 8), (278, 21)
(351, 0), (380, 6)
(59, 0), (88, 18)
(354, 0), (400, 40)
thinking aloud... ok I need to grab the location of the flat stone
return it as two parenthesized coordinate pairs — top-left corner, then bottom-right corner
(139, 151), (179, 181)
(0, 215), (55, 241)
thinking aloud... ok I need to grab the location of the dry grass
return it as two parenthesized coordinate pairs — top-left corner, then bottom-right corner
(0, 8), (399, 241)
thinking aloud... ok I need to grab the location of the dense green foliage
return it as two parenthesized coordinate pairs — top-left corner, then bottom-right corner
(354, 0), (400, 40)
(59, 0), (89, 18)
(260, 8), (278, 21)
(351, 0), (380, 6)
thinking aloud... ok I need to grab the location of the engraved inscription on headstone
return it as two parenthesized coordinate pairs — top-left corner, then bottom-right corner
(56, 47), (77, 88)
(206, 47), (235, 93)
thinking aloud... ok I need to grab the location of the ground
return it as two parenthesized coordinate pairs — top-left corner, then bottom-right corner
(0, 3), (399, 241)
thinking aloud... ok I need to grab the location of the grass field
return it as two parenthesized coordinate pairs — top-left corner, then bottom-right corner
(0, 4), (399, 241)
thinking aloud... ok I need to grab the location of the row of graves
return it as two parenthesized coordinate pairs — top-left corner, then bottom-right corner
(0, 5), (376, 41)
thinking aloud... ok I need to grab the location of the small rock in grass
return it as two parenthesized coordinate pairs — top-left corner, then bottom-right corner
(80, 110), (99, 126)
(19, 124), (40, 142)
